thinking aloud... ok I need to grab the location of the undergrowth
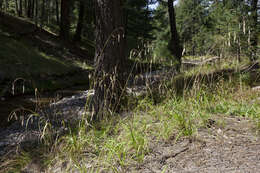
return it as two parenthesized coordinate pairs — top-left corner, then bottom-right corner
(1, 67), (260, 173)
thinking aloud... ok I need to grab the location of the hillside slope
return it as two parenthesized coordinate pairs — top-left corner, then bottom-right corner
(0, 12), (93, 96)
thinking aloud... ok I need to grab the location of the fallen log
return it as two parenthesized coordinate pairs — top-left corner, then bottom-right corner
(182, 56), (221, 66)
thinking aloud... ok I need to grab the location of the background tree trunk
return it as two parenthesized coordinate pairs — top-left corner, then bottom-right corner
(250, 0), (258, 62)
(41, 0), (45, 27)
(167, 0), (182, 72)
(60, 0), (71, 41)
(27, 0), (31, 18)
(15, 0), (19, 15)
(5, 0), (8, 12)
(34, 0), (38, 26)
(74, 0), (85, 42)
(24, 0), (27, 16)
(0, 0), (3, 10)
(19, 0), (23, 16)
(55, 0), (60, 24)
(31, 0), (34, 18)
(92, 0), (127, 120)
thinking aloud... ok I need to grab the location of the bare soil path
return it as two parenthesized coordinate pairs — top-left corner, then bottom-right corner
(130, 115), (260, 173)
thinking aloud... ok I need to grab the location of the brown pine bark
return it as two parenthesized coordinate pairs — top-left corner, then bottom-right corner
(167, 0), (182, 72)
(250, 0), (258, 62)
(19, 0), (23, 16)
(74, 0), (85, 42)
(27, 0), (31, 18)
(34, 0), (38, 26)
(31, 0), (34, 18)
(55, 0), (59, 24)
(92, 0), (127, 120)
(60, 0), (71, 41)
(0, 0), (3, 10)
(15, 0), (19, 15)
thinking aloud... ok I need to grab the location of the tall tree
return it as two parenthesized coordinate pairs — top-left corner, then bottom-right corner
(250, 0), (258, 62)
(0, 0), (3, 10)
(41, 0), (46, 27)
(168, 0), (182, 71)
(27, 0), (32, 18)
(4, 0), (8, 12)
(74, 0), (85, 41)
(19, 0), (23, 17)
(92, 0), (127, 120)
(55, 0), (60, 24)
(15, 0), (19, 15)
(34, 0), (38, 26)
(60, 0), (71, 40)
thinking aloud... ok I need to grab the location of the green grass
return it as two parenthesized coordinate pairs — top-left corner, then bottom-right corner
(182, 55), (251, 76)
(0, 23), (259, 172)
(2, 69), (259, 172)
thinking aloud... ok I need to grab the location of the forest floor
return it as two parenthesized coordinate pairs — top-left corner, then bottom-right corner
(0, 12), (94, 127)
(130, 115), (260, 173)
(1, 12), (260, 173)
(1, 67), (259, 173)
(0, 12), (93, 94)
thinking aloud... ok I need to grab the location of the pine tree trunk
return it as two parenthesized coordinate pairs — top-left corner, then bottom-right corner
(5, 0), (8, 12)
(167, 0), (182, 72)
(19, 0), (23, 16)
(41, 0), (45, 27)
(27, 0), (31, 18)
(60, 0), (71, 41)
(31, 0), (34, 18)
(250, 0), (258, 62)
(46, 0), (49, 24)
(24, 0), (27, 16)
(74, 0), (85, 42)
(0, 0), (3, 10)
(15, 0), (19, 15)
(55, 0), (59, 24)
(34, 0), (38, 26)
(92, 0), (127, 120)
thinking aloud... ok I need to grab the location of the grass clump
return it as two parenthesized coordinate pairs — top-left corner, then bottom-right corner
(1, 67), (260, 172)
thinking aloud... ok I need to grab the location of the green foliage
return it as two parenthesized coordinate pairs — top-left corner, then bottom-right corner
(152, 3), (172, 62)
(152, 0), (258, 61)
(176, 0), (212, 55)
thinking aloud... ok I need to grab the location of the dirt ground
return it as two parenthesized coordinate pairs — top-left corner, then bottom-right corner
(129, 115), (260, 173)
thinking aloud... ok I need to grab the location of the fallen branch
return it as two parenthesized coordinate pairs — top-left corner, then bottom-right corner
(138, 147), (189, 168)
(182, 56), (221, 66)
(159, 147), (189, 164)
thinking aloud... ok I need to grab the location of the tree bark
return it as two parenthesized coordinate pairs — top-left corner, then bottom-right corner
(41, 0), (45, 27)
(74, 0), (85, 41)
(55, 0), (59, 24)
(0, 0), (3, 10)
(250, 0), (258, 62)
(34, 0), (38, 26)
(167, 0), (182, 72)
(27, 0), (31, 18)
(5, 0), (8, 12)
(92, 0), (127, 120)
(31, 0), (34, 18)
(15, 0), (19, 15)
(24, 0), (27, 15)
(19, 0), (23, 16)
(60, 0), (71, 41)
